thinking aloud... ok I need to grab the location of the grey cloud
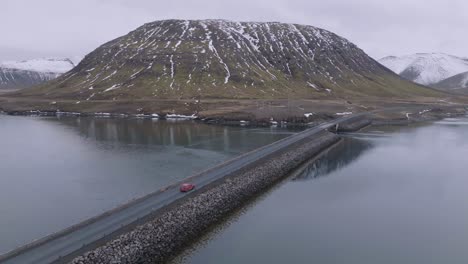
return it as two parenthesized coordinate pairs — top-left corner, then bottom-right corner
(1, 0), (467, 61)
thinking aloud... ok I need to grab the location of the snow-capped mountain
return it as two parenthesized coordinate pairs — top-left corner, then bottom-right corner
(433, 71), (468, 94)
(0, 58), (79, 90)
(20, 19), (440, 100)
(378, 53), (468, 85)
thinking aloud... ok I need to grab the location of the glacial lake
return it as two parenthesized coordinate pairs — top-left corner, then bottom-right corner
(173, 116), (468, 264)
(0, 115), (297, 254)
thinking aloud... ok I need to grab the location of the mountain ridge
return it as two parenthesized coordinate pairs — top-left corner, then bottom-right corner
(433, 71), (468, 94)
(0, 58), (79, 90)
(379, 53), (468, 85)
(18, 19), (441, 100)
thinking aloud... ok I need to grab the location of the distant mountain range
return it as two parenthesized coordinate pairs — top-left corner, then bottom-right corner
(16, 19), (441, 100)
(379, 53), (468, 93)
(433, 71), (468, 94)
(0, 58), (80, 90)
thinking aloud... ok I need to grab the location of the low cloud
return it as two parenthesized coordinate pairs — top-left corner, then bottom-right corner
(2, 0), (467, 60)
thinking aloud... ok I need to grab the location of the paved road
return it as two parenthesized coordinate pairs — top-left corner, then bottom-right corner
(0, 114), (366, 264)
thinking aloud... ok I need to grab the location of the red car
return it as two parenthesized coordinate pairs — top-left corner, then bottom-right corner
(180, 183), (195, 192)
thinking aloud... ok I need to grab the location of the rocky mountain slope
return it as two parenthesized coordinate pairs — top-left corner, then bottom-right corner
(433, 71), (468, 94)
(19, 20), (441, 100)
(379, 53), (468, 85)
(0, 58), (78, 90)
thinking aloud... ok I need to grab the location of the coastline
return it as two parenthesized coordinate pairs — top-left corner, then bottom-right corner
(0, 102), (466, 263)
(0, 97), (466, 128)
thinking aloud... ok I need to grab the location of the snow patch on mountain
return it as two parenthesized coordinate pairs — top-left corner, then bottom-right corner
(433, 71), (468, 93)
(0, 57), (82, 89)
(453, 72), (468, 88)
(20, 20), (439, 99)
(462, 73), (468, 87)
(0, 58), (78, 74)
(379, 53), (468, 85)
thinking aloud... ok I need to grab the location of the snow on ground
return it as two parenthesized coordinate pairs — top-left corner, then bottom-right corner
(166, 114), (197, 119)
(379, 53), (468, 85)
(336, 112), (352, 116)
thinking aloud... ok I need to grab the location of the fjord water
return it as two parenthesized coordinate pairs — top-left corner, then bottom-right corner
(175, 117), (468, 264)
(0, 115), (295, 254)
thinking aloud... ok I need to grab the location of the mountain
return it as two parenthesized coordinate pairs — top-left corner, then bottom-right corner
(19, 19), (441, 100)
(379, 53), (468, 85)
(0, 58), (78, 90)
(433, 71), (468, 94)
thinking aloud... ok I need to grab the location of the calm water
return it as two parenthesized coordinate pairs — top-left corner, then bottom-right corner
(174, 116), (468, 264)
(0, 115), (296, 254)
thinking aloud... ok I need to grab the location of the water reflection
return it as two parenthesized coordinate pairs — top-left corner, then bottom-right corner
(47, 117), (295, 154)
(294, 138), (372, 181)
(0, 115), (295, 254)
(52, 118), (218, 146)
(435, 117), (468, 126)
(177, 117), (468, 264)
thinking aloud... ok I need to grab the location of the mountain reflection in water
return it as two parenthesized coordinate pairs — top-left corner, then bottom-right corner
(0, 115), (296, 254)
(49, 117), (298, 154)
(294, 138), (373, 181)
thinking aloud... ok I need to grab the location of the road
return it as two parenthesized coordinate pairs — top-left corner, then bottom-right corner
(0, 114), (366, 264)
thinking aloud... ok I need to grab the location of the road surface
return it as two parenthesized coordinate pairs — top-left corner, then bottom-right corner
(0, 114), (366, 264)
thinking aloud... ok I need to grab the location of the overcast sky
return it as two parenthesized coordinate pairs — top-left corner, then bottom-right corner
(2, 0), (467, 61)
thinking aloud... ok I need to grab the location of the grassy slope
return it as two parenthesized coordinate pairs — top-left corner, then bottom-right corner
(13, 20), (446, 102)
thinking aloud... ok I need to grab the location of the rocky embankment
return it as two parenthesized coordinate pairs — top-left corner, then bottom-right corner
(332, 117), (372, 132)
(70, 131), (340, 264)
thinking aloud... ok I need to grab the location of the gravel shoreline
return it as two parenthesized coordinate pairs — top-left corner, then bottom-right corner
(69, 131), (340, 264)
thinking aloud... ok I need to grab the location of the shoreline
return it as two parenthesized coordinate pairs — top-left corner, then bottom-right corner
(1, 103), (466, 129)
(0, 111), (466, 262)
(68, 111), (449, 264)
(0, 114), (365, 264)
(1, 95), (467, 128)
(67, 131), (343, 264)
